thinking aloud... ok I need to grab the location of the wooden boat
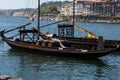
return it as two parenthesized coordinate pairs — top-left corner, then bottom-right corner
(0, 0), (119, 59)
(0, 24), (118, 59)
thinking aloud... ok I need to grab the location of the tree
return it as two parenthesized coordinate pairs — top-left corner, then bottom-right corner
(40, 5), (59, 14)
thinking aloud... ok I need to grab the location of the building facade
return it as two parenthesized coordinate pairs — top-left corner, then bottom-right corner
(60, 0), (120, 17)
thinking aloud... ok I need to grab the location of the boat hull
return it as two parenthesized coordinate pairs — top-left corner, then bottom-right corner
(4, 38), (115, 59)
(59, 37), (120, 51)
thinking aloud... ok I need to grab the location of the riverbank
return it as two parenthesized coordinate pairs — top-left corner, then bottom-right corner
(41, 15), (120, 23)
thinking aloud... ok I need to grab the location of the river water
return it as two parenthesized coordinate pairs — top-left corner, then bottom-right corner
(0, 16), (120, 80)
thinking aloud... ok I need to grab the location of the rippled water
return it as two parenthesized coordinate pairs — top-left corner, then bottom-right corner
(0, 16), (120, 80)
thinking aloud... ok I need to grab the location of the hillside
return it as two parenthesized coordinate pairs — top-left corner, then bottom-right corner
(0, 1), (72, 16)
(0, 8), (36, 16)
(40, 1), (71, 14)
(41, 1), (71, 7)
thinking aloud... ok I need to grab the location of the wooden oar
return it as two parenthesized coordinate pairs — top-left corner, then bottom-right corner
(4, 23), (31, 34)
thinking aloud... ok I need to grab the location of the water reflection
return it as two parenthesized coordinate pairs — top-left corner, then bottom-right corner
(4, 49), (108, 80)
(9, 49), (106, 66)
(1, 41), (120, 80)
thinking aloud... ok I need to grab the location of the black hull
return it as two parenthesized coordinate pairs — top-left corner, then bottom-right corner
(3, 38), (116, 59)
(7, 43), (109, 59)
(59, 37), (120, 51)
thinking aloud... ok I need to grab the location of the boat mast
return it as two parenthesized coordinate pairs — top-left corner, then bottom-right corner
(72, 0), (75, 26)
(37, 0), (40, 40)
(72, 0), (75, 37)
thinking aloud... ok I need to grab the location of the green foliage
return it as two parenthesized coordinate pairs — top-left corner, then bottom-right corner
(41, 1), (71, 7)
(40, 1), (71, 14)
(40, 5), (58, 14)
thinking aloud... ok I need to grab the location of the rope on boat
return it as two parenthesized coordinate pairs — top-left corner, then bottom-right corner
(51, 38), (66, 48)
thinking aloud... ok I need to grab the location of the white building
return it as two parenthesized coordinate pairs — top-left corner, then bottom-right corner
(60, 3), (72, 16)
(60, 2), (84, 16)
